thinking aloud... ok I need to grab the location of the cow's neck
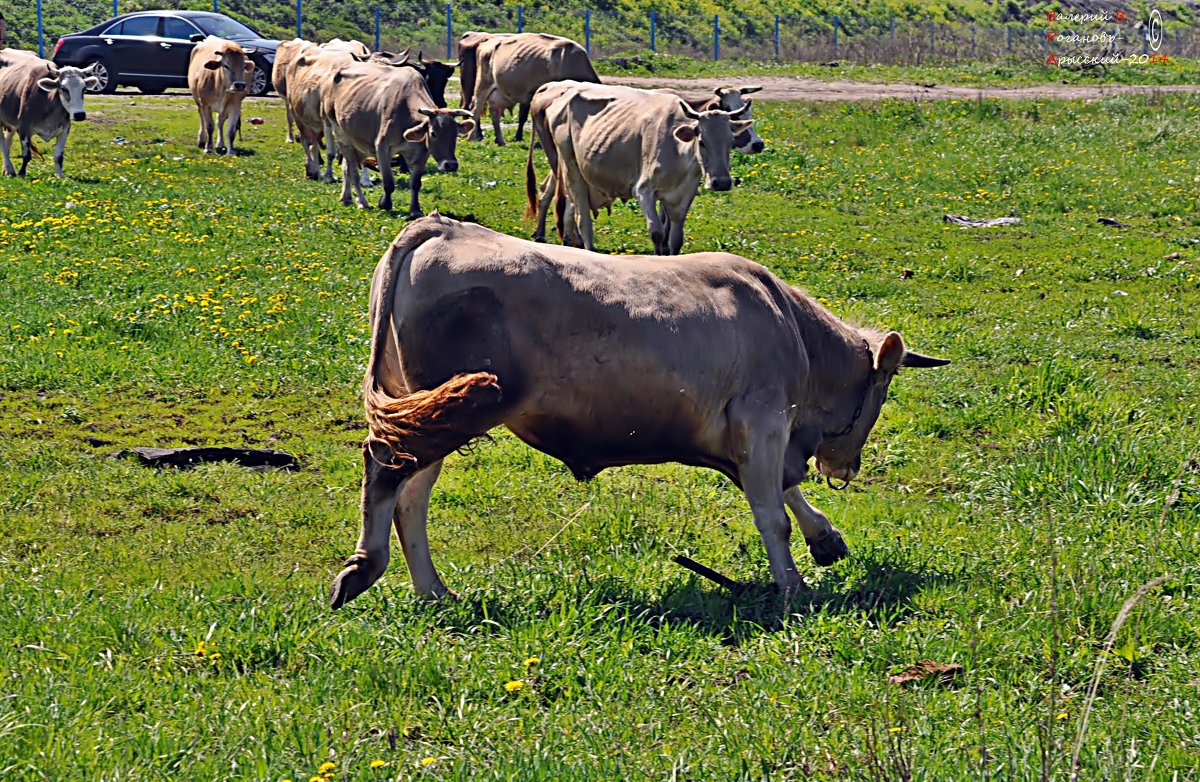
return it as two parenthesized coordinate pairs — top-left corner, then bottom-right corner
(788, 290), (873, 415)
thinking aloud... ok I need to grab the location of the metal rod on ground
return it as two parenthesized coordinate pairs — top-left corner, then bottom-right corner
(374, 6), (380, 51)
(650, 11), (656, 52)
(36, 0), (44, 57)
(672, 555), (742, 592)
(713, 14), (719, 60)
(585, 9), (591, 55)
(446, 3), (452, 59)
(517, 5), (523, 33)
(774, 14), (780, 58)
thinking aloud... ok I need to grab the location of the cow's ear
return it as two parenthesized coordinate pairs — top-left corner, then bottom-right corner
(204, 59), (222, 70)
(403, 121), (430, 143)
(84, 76), (100, 90)
(874, 331), (906, 373)
(731, 119), (754, 135)
(456, 119), (476, 137)
(673, 123), (699, 143)
(37, 78), (59, 93)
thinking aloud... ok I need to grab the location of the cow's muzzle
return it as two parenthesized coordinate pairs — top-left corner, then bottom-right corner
(749, 140), (764, 153)
(707, 176), (733, 191)
(231, 82), (247, 92)
(438, 159), (459, 173)
(73, 111), (87, 122)
(816, 460), (856, 488)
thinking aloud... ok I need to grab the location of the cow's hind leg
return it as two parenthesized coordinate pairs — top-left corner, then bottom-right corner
(17, 131), (33, 177)
(513, 100), (530, 143)
(330, 439), (407, 609)
(0, 129), (16, 176)
(784, 486), (849, 566)
(392, 459), (451, 598)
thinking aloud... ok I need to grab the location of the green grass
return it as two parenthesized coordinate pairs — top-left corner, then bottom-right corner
(1, 89), (1198, 780)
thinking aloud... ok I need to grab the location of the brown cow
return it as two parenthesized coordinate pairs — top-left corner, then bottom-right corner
(321, 60), (474, 215)
(456, 31), (516, 113)
(187, 36), (254, 156)
(0, 49), (97, 177)
(526, 80), (752, 254)
(271, 38), (319, 143)
(328, 214), (950, 607)
(681, 85), (765, 154)
(469, 32), (599, 145)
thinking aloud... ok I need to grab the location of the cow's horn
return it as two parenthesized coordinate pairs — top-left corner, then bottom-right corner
(418, 107), (437, 117)
(351, 51), (370, 62)
(739, 85), (763, 95)
(451, 109), (474, 119)
(678, 100), (702, 120)
(446, 60), (460, 68)
(900, 352), (951, 368)
(727, 100), (752, 119)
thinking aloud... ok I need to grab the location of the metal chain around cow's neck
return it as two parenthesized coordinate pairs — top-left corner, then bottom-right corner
(826, 340), (875, 440)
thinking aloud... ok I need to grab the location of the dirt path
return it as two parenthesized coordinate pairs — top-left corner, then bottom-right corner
(602, 75), (1200, 102)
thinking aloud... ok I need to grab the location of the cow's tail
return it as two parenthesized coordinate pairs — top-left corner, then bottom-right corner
(363, 221), (504, 469)
(524, 130), (539, 219)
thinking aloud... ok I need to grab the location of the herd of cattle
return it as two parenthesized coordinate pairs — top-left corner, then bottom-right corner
(2, 33), (954, 603)
(2, 30), (768, 255)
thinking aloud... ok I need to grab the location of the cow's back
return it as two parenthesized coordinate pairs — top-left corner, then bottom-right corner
(490, 34), (597, 105)
(272, 39), (314, 97)
(326, 63), (429, 147)
(0, 50), (51, 129)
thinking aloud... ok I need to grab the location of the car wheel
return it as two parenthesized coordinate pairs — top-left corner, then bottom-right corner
(138, 84), (166, 95)
(84, 57), (117, 94)
(248, 64), (270, 97)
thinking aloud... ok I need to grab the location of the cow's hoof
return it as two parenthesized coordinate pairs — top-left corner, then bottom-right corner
(806, 528), (849, 566)
(329, 556), (378, 609)
(378, 197), (392, 211)
(407, 210), (424, 220)
(531, 232), (545, 243)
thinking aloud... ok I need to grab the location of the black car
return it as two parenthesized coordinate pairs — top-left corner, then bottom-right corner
(52, 11), (280, 96)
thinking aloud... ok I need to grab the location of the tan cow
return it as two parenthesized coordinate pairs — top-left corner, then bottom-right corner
(271, 38), (319, 143)
(0, 49), (97, 177)
(681, 86), (765, 154)
(328, 214), (950, 607)
(321, 60), (474, 215)
(468, 32), (599, 145)
(525, 80), (752, 255)
(187, 36), (254, 156)
(456, 31), (515, 113)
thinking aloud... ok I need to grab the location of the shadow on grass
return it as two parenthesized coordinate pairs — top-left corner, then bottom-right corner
(407, 543), (963, 646)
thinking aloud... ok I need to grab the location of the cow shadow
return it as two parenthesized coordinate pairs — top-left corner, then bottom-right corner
(404, 545), (960, 647)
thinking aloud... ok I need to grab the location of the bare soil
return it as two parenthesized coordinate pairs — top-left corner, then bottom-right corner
(603, 75), (1200, 102)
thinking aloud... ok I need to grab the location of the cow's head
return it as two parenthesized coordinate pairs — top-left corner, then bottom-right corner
(405, 108), (475, 172)
(814, 332), (950, 485)
(38, 65), (98, 122)
(675, 101), (754, 191)
(417, 54), (457, 110)
(203, 44), (250, 93)
(713, 86), (765, 154)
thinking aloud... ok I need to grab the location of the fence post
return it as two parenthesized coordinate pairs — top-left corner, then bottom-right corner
(114, 0), (119, 17)
(929, 21), (935, 55)
(713, 14), (719, 60)
(650, 11), (656, 52)
(446, 3), (452, 58)
(889, 16), (895, 45)
(971, 24), (976, 57)
(1143, 26), (1149, 55)
(374, 6), (380, 51)
(1006, 25), (1012, 54)
(832, 15), (839, 60)
(213, 0), (218, 13)
(585, 9), (591, 55)
(517, 5), (524, 33)
(36, 0), (44, 57)
(296, 0), (302, 39)
(774, 14), (780, 58)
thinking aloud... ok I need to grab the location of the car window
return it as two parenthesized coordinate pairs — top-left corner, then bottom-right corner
(101, 20), (124, 35)
(121, 16), (159, 37)
(195, 16), (259, 40)
(162, 17), (200, 41)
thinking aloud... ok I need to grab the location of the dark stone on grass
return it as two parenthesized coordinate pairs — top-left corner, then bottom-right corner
(1098, 216), (1132, 228)
(122, 446), (299, 470)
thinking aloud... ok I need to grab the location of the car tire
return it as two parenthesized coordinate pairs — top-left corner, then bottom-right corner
(84, 56), (117, 94)
(138, 84), (166, 95)
(248, 64), (270, 97)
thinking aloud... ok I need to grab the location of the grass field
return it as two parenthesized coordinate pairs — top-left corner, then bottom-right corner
(1, 88), (1198, 780)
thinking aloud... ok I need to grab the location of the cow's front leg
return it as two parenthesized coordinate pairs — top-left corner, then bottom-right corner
(225, 107), (242, 157)
(733, 415), (802, 594)
(489, 99), (505, 147)
(392, 459), (452, 598)
(513, 100), (530, 143)
(784, 486), (849, 566)
(375, 143), (394, 211)
(18, 132), (33, 177)
(197, 106), (213, 152)
(330, 440), (408, 609)
(51, 127), (70, 178)
(635, 186), (668, 255)
(664, 190), (696, 255)
(343, 146), (369, 209)
(0, 129), (16, 175)
(407, 162), (425, 219)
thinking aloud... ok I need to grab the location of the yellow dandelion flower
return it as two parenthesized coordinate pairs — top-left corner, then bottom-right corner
(309, 777), (322, 782)
(194, 641), (206, 656)
(888, 726), (903, 733)
(209, 652), (221, 661)
(420, 757), (438, 767)
(318, 762), (336, 773)
(524, 656), (540, 668)
(504, 680), (525, 693)
(369, 759), (387, 769)
(1056, 712), (1069, 720)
